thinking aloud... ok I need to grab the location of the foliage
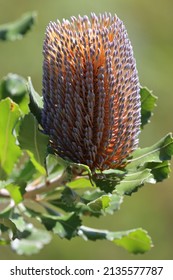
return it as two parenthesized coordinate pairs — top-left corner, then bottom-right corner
(0, 12), (36, 41)
(0, 13), (173, 256)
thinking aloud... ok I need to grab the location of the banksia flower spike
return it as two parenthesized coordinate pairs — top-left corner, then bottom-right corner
(42, 12), (141, 171)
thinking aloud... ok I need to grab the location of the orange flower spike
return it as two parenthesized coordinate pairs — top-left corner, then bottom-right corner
(42, 13), (141, 171)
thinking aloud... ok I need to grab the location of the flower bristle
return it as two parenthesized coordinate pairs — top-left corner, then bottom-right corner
(42, 12), (141, 171)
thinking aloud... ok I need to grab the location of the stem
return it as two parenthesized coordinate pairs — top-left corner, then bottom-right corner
(23, 170), (68, 200)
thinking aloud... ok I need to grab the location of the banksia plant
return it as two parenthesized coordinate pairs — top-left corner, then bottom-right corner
(42, 13), (141, 171)
(1, 11), (173, 257)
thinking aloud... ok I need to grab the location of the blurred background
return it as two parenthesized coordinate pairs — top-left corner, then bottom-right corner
(0, 0), (173, 260)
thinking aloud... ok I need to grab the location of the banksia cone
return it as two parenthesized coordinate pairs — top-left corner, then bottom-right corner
(42, 13), (141, 171)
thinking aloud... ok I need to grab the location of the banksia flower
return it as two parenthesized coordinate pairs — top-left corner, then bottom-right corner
(42, 13), (141, 171)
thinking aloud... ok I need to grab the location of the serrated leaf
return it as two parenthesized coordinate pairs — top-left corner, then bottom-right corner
(88, 195), (111, 212)
(11, 213), (28, 232)
(0, 98), (22, 175)
(61, 187), (81, 206)
(127, 133), (173, 170)
(146, 161), (171, 182)
(92, 177), (117, 192)
(0, 12), (36, 41)
(78, 226), (152, 254)
(27, 77), (43, 124)
(11, 225), (51, 255)
(105, 133), (173, 195)
(112, 228), (152, 254)
(140, 87), (157, 128)
(0, 74), (29, 114)
(105, 193), (124, 214)
(92, 169), (125, 193)
(116, 169), (155, 195)
(41, 212), (81, 239)
(18, 113), (48, 175)
(0, 218), (18, 239)
(0, 217), (18, 244)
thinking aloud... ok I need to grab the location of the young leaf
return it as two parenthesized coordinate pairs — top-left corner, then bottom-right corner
(27, 77), (43, 124)
(87, 195), (111, 212)
(0, 98), (22, 175)
(5, 184), (23, 204)
(67, 177), (94, 189)
(140, 87), (157, 128)
(112, 228), (153, 254)
(18, 113), (48, 175)
(86, 192), (123, 215)
(0, 12), (36, 41)
(0, 74), (29, 114)
(105, 193), (124, 214)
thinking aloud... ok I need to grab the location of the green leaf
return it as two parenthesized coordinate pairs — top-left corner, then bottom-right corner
(67, 177), (94, 189)
(112, 228), (153, 254)
(140, 87), (157, 128)
(61, 187), (81, 206)
(116, 169), (155, 195)
(0, 98), (22, 175)
(9, 157), (37, 191)
(6, 184), (22, 204)
(0, 180), (10, 189)
(78, 226), (152, 254)
(46, 154), (65, 182)
(11, 225), (51, 255)
(105, 193), (124, 214)
(0, 12), (36, 41)
(41, 212), (81, 239)
(27, 77), (43, 124)
(114, 133), (173, 195)
(18, 113), (49, 175)
(0, 166), (9, 181)
(127, 133), (173, 170)
(0, 74), (29, 114)
(92, 169), (125, 193)
(146, 161), (171, 182)
(87, 195), (111, 212)
(11, 211), (29, 232)
(0, 218), (18, 239)
(86, 192), (123, 215)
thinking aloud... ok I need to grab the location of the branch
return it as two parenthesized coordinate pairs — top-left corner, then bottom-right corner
(23, 170), (68, 200)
